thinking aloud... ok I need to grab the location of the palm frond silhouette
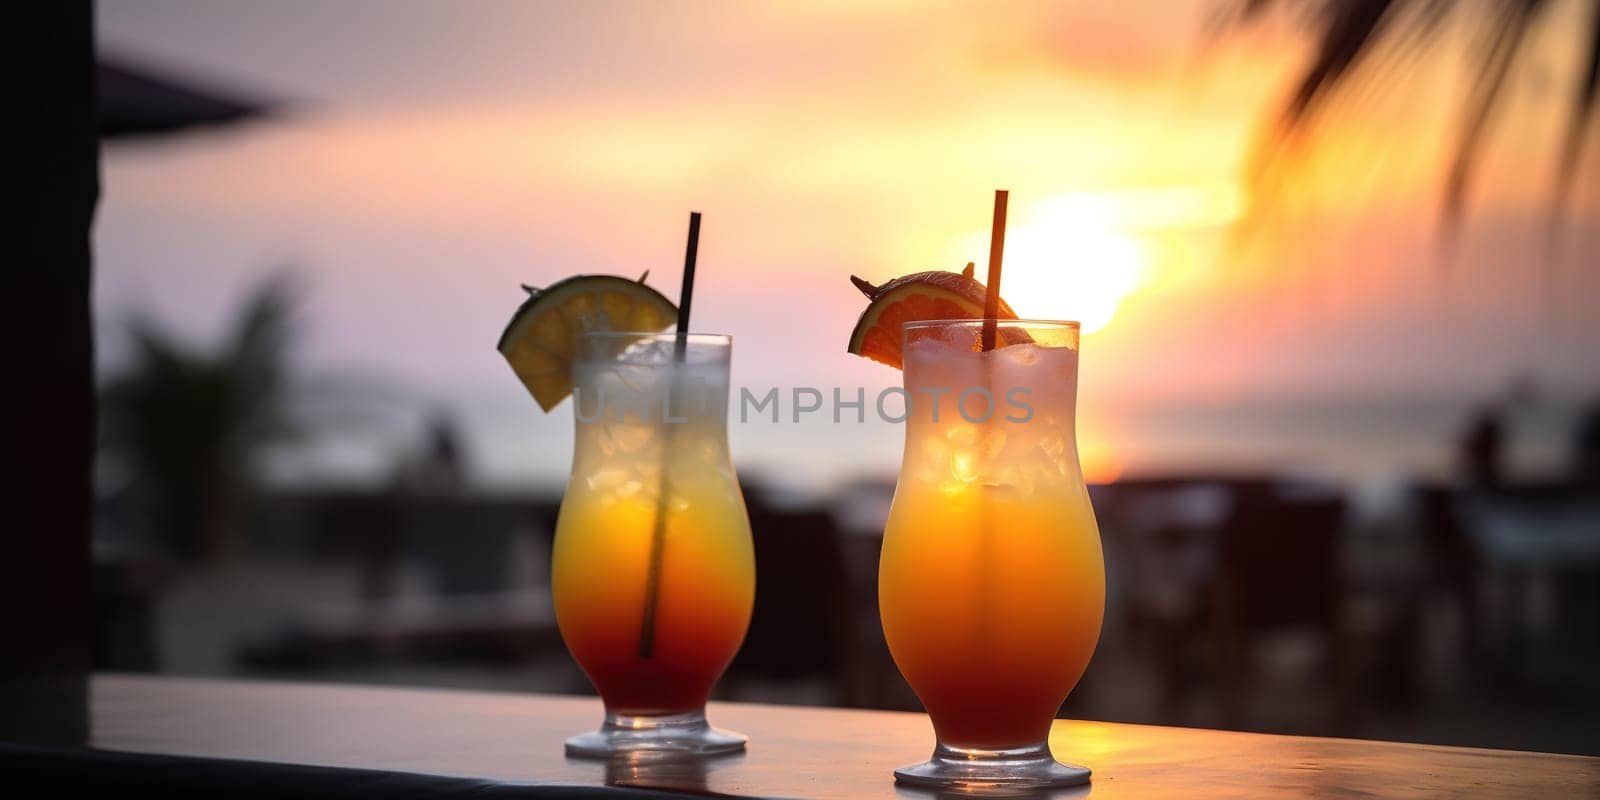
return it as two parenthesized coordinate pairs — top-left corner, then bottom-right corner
(1233, 0), (1598, 235)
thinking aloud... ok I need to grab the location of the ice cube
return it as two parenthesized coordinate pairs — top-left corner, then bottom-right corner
(983, 462), (1035, 498)
(1037, 426), (1066, 460)
(946, 423), (979, 446)
(609, 423), (655, 454)
(607, 363), (664, 408)
(594, 425), (617, 457)
(615, 337), (672, 366)
(982, 428), (1007, 459)
(936, 323), (981, 351)
(951, 447), (980, 484)
(997, 342), (1042, 367)
(585, 465), (630, 492)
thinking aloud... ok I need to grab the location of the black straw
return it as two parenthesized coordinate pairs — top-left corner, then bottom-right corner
(639, 211), (700, 659)
(674, 212), (701, 359)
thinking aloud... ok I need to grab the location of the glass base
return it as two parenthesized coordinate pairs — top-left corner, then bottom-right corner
(894, 741), (1090, 791)
(565, 709), (747, 759)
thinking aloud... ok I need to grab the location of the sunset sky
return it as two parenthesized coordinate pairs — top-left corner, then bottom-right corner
(95, 0), (1600, 490)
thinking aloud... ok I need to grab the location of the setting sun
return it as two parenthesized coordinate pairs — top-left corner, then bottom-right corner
(948, 193), (1146, 334)
(943, 185), (1243, 334)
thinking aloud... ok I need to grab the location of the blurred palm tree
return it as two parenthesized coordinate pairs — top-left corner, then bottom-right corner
(101, 274), (299, 561)
(1233, 0), (1598, 236)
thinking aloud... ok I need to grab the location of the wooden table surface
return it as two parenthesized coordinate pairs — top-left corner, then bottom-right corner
(91, 674), (1600, 798)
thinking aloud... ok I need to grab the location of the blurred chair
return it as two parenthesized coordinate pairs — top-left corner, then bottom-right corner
(1415, 484), (1483, 669)
(1452, 484), (1600, 686)
(1110, 480), (1228, 717)
(1209, 482), (1346, 727)
(724, 496), (856, 706)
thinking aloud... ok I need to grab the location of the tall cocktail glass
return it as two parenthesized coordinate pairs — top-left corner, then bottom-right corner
(554, 332), (754, 757)
(879, 319), (1105, 789)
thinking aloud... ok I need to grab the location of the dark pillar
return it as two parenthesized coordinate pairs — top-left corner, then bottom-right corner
(0, 1), (97, 746)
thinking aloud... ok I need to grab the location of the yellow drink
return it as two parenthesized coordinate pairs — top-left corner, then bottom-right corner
(553, 332), (754, 755)
(880, 319), (1104, 785)
(554, 457), (754, 714)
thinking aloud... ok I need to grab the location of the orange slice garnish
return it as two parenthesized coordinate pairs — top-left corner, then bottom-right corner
(846, 263), (1019, 369)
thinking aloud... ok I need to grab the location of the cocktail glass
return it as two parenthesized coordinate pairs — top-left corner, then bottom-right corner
(554, 332), (754, 757)
(879, 319), (1105, 789)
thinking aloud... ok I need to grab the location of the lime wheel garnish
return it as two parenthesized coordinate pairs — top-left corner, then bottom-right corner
(497, 273), (677, 411)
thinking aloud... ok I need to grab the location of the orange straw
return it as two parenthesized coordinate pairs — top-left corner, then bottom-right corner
(981, 190), (1008, 351)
